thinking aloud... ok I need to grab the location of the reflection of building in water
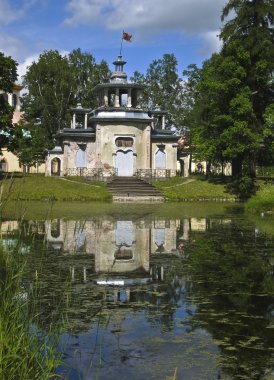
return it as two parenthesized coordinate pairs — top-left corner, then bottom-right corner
(0, 221), (19, 249)
(45, 218), (151, 274)
(0, 220), (19, 233)
(96, 219), (150, 274)
(46, 218), (181, 259)
(190, 218), (207, 231)
(44, 216), (233, 299)
(45, 217), (183, 289)
(178, 218), (232, 242)
(151, 219), (179, 254)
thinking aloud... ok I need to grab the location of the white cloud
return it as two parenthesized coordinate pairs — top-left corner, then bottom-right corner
(64, 0), (227, 36)
(0, 0), (23, 24)
(63, 0), (110, 27)
(0, 34), (29, 62)
(17, 54), (40, 83)
(199, 31), (223, 58)
(0, 0), (37, 25)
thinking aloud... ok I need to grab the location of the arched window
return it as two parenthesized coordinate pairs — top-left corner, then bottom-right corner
(12, 94), (17, 109)
(0, 93), (8, 106)
(51, 219), (61, 238)
(75, 145), (86, 167)
(115, 221), (134, 260)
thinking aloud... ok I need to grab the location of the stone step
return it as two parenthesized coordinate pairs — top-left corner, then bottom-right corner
(109, 185), (161, 190)
(107, 177), (164, 200)
(111, 192), (162, 196)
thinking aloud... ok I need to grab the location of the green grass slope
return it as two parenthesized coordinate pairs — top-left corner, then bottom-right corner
(153, 177), (235, 201)
(245, 184), (274, 213)
(0, 175), (112, 202)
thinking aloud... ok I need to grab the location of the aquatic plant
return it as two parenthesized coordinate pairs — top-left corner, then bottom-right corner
(0, 238), (62, 379)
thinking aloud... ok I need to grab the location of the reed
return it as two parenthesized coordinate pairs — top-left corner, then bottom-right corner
(0, 240), (62, 379)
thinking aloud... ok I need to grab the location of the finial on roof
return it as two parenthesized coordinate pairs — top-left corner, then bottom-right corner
(111, 55), (127, 83)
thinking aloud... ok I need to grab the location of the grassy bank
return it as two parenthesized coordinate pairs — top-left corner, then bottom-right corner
(2, 174), (272, 210)
(245, 184), (274, 214)
(153, 177), (236, 201)
(0, 174), (111, 202)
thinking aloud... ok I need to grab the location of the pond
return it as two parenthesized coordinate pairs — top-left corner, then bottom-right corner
(2, 202), (274, 379)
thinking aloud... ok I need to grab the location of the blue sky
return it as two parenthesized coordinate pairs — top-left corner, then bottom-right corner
(0, 0), (227, 82)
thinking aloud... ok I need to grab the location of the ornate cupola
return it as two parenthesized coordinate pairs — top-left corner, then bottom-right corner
(111, 55), (127, 83)
(92, 55), (145, 111)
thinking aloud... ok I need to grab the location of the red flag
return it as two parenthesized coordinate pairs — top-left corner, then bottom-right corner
(122, 32), (133, 42)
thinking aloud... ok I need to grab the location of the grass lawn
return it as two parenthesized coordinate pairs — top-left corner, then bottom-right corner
(0, 175), (112, 202)
(245, 184), (274, 213)
(153, 177), (236, 201)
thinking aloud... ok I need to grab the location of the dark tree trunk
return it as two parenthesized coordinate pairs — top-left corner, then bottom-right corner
(248, 158), (256, 177)
(232, 157), (242, 177)
(206, 161), (211, 177)
(188, 152), (192, 175)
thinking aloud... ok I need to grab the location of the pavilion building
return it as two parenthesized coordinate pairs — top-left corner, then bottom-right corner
(46, 55), (179, 179)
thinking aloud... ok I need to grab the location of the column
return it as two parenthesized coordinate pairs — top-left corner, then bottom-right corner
(162, 115), (165, 130)
(7, 93), (12, 107)
(127, 88), (132, 108)
(84, 113), (88, 129)
(16, 95), (20, 111)
(72, 113), (76, 129)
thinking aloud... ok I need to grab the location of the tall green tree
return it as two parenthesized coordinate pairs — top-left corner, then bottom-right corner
(68, 48), (111, 109)
(131, 54), (183, 128)
(189, 0), (274, 178)
(221, 0), (274, 132)
(0, 52), (18, 150)
(22, 50), (75, 140)
(22, 49), (111, 144)
(9, 119), (50, 170)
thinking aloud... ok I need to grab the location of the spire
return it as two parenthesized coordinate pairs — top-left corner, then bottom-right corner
(110, 55), (127, 83)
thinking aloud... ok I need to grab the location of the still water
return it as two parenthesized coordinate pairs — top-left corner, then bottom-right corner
(2, 203), (274, 379)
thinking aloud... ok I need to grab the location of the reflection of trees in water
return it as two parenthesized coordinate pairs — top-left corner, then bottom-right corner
(23, 253), (185, 335)
(5, 215), (274, 378)
(185, 221), (274, 380)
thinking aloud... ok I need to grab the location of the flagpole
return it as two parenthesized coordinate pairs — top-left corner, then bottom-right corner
(119, 30), (124, 55)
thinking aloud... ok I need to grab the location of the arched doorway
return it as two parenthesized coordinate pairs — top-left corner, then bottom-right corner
(116, 150), (134, 176)
(75, 145), (86, 167)
(51, 157), (61, 176)
(155, 148), (166, 169)
(0, 159), (7, 172)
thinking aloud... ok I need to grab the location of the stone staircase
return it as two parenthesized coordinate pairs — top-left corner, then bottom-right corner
(107, 177), (164, 202)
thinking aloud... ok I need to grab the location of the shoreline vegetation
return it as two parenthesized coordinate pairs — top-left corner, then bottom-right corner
(0, 240), (61, 379)
(0, 173), (273, 214)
